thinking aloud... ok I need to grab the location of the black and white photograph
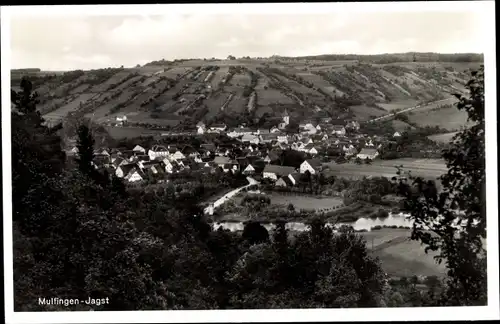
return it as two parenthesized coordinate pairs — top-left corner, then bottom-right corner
(2, 2), (498, 323)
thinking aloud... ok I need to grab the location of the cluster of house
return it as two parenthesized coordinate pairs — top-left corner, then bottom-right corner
(67, 140), (331, 187)
(65, 112), (402, 184)
(196, 113), (401, 161)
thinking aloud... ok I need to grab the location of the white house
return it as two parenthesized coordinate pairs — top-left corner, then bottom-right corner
(162, 158), (175, 173)
(241, 134), (260, 144)
(116, 115), (128, 126)
(172, 150), (186, 161)
(228, 127), (254, 138)
(148, 145), (170, 161)
(315, 124), (322, 131)
(125, 169), (145, 182)
(242, 164), (256, 175)
(357, 148), (379, 160)
(331, 125), (346, 136)
(302, 124), (317, 135)
(346, 121), (360, 130)
(277, 134), (289, 143)
(209, 124), (227, 132)
(270, 126), (280, 133)
(308, 146), (319, 155)
(300, 159), (323, 174)
(115, 164), (135, 178)
(262, 165), (296, 181)
(133, 145), (146, 153)
(393, 131), (402, 137)
(278, 110), (290, 129)
(197, 125), (206, 134)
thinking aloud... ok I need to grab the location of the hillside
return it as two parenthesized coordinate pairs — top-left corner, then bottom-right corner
(11, 54), (482, 134)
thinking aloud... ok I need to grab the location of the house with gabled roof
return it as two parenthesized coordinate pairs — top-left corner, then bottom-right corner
(124, 167), (146, 183)
(305, 144), (318, 155)
(262, 164), (297, 181)
(116, 163), (137, 178)
(255, 129), (270, 135)
(241, 163), (255, 175)
(277, 134), (289, 144)
(331, 125), (346, 136)
(287, 172), (302, 186)
(133, 145), (146, 153)
(357, 148), (379, 160)
(172, 150), (186, 161)
(241, 133), (260, 144)
(300, 159), (323, 174)
(209, 123), (227, 133)
(148, 145), (169, 161)
(259, 133), (278, 144)
(275, 176), (294, 187)
(263, 150), (280, 164)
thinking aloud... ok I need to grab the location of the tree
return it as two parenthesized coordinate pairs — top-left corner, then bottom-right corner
(76, 124), (95, 176)
(242, 221), (270, 245)
(355, 157), (363, 164)
(11, 78), (66, 235)
(397, 66), (486, 306)
(285, 120), (300, 134)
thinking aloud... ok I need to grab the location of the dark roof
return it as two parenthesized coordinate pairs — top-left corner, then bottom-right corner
(263, 164), (296, 176)
(120, 150), (136, 158)
(267, 151), (280, 161)
(182, 145), (198, 154)
(260, 133), (278, 141)
(151, 145), (168, 152)
(213, 156), (232, 165)
(135, 154), (150, 162)
(236, 157), (249, 166)
(200, 143), (216, 151)
(289, 172), (301, 183)
(119, 163), (137, 175)
(358, 148), (378, 155)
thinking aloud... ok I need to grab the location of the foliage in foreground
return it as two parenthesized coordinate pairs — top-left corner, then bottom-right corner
(397, 66), (487, 305)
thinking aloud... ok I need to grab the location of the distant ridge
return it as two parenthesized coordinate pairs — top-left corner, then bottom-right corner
(269, 52), (484, 64)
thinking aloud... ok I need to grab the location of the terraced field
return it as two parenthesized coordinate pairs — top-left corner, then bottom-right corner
(407, 105), (471, 130)
(14, 54), (482, 131)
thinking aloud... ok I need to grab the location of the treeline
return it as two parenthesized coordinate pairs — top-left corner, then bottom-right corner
(281, 52), (484, 64)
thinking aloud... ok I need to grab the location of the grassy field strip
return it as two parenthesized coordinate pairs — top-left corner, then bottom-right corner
(428, 132), (459, 143)
(268, 193), (344, 211)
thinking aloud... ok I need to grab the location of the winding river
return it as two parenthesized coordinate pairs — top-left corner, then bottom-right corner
(212, 212), (414, 232)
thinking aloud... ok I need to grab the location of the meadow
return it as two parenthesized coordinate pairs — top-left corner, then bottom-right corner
(268, 193), (344, 211)
(428, 131), (459, 143)
(323, 158), (447, 181)
(362, 228), (446, 277)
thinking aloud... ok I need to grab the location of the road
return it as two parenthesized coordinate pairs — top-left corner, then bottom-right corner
(367, 98), (455, 123)
(204, 176), (259, 214)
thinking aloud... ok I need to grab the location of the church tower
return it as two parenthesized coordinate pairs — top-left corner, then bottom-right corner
(282, 108), (290, 125)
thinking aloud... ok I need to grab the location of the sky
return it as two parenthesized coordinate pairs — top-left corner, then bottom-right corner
(8, 9), (487, 71)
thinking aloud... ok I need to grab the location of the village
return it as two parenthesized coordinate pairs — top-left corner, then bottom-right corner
(67, 111), (404, 187)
